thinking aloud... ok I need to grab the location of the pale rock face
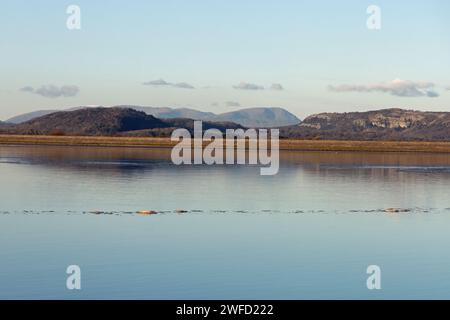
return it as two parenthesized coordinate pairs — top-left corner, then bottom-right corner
(301, 114), (334, 128)
(368, 113), (426, 129)
(313, 114), (332, 121)
(299, 122), (322, 129)
(353, 119), (367, 127)
(281, 108), (450, 140)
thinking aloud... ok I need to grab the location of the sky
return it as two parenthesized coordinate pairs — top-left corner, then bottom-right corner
(1, 0), (450, 120)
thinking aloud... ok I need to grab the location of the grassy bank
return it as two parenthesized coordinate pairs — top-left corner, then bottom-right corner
(1, 134), (450, 153)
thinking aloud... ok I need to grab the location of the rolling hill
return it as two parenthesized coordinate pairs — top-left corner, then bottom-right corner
(5, 107), (450, 141)
(11, 108), (168, 136)
(120, 106), (216, 121)
(280, 108), (450, 141)
(0, 120), (13, 131)
(211, 107), (300, 128)
(7, 107), (243, 136)
(7, 106), (301, 128)
(6, 109), (61, 124)
(126, 106), (301, 127)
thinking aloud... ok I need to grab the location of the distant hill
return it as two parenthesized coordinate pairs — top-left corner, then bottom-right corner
(0, 120), (13, 131)
(6, 107), (450, 141)
(119, 106), (216, 121)
(119, 106), (300, 128)
(211, 107), (300, 128)
(6, 109), (59, 124)
(124, 106), (300, 127)
(11, 108), (168, 136)
(280, 108), (450, 141)
(7, 106), (301, 128)
(7, 107), (243, 136)
(5, 107), (89, 124)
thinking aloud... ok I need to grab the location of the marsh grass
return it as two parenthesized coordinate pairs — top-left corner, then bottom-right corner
(2, 134), (450, 153)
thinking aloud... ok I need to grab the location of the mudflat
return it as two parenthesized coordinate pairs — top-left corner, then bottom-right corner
(2, 134), (450, 153)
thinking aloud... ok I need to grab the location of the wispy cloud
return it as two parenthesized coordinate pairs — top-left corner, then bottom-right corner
(142, 79), (171, 86)
(270, 83), (284, 91)
(20, 85), (80, 98)
(173, 82), (195, 89)
(426, 91), (439, 97)
(233, 82), (264, 90)
(329, 79), (439, 98)
(225, 101), (241, 107)
(20, 86), (34, 92)
(143, 79), (195, 89)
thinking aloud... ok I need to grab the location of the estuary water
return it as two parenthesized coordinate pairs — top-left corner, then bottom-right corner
(1, 145), (450, 299)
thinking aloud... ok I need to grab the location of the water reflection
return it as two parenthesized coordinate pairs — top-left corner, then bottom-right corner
(2, 145), (450, 299)
(1, 145), (450, 214)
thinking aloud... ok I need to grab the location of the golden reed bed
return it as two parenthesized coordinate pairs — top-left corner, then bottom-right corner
(1, 134), (450, 153)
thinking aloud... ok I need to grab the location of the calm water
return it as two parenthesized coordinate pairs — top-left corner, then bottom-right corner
(1, 145), (450, 299)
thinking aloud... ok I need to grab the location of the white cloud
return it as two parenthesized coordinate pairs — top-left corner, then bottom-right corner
(426, 91), (439, 97)
(270, 83), (284, 91)
(142, 79), (171, 86)
(20, 86), (34, 92)
(143, 79), (195, 89)
(173, 82), (195, 89)
(329, 79), (439, 98)
(20, 85), (80, 98)
(233, 82), (264, 90)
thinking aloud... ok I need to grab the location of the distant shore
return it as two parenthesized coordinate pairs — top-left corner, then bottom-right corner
(2, 134), (450, 153)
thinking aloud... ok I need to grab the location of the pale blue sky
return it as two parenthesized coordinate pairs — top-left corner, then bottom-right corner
(1, 0), (450, 120)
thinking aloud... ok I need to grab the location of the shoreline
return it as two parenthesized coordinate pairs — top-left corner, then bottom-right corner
(2, 134), (450, 153)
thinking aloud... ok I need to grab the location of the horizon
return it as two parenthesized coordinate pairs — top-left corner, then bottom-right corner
(1, 1), (450, 120)
(5, 104), (450, 123)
